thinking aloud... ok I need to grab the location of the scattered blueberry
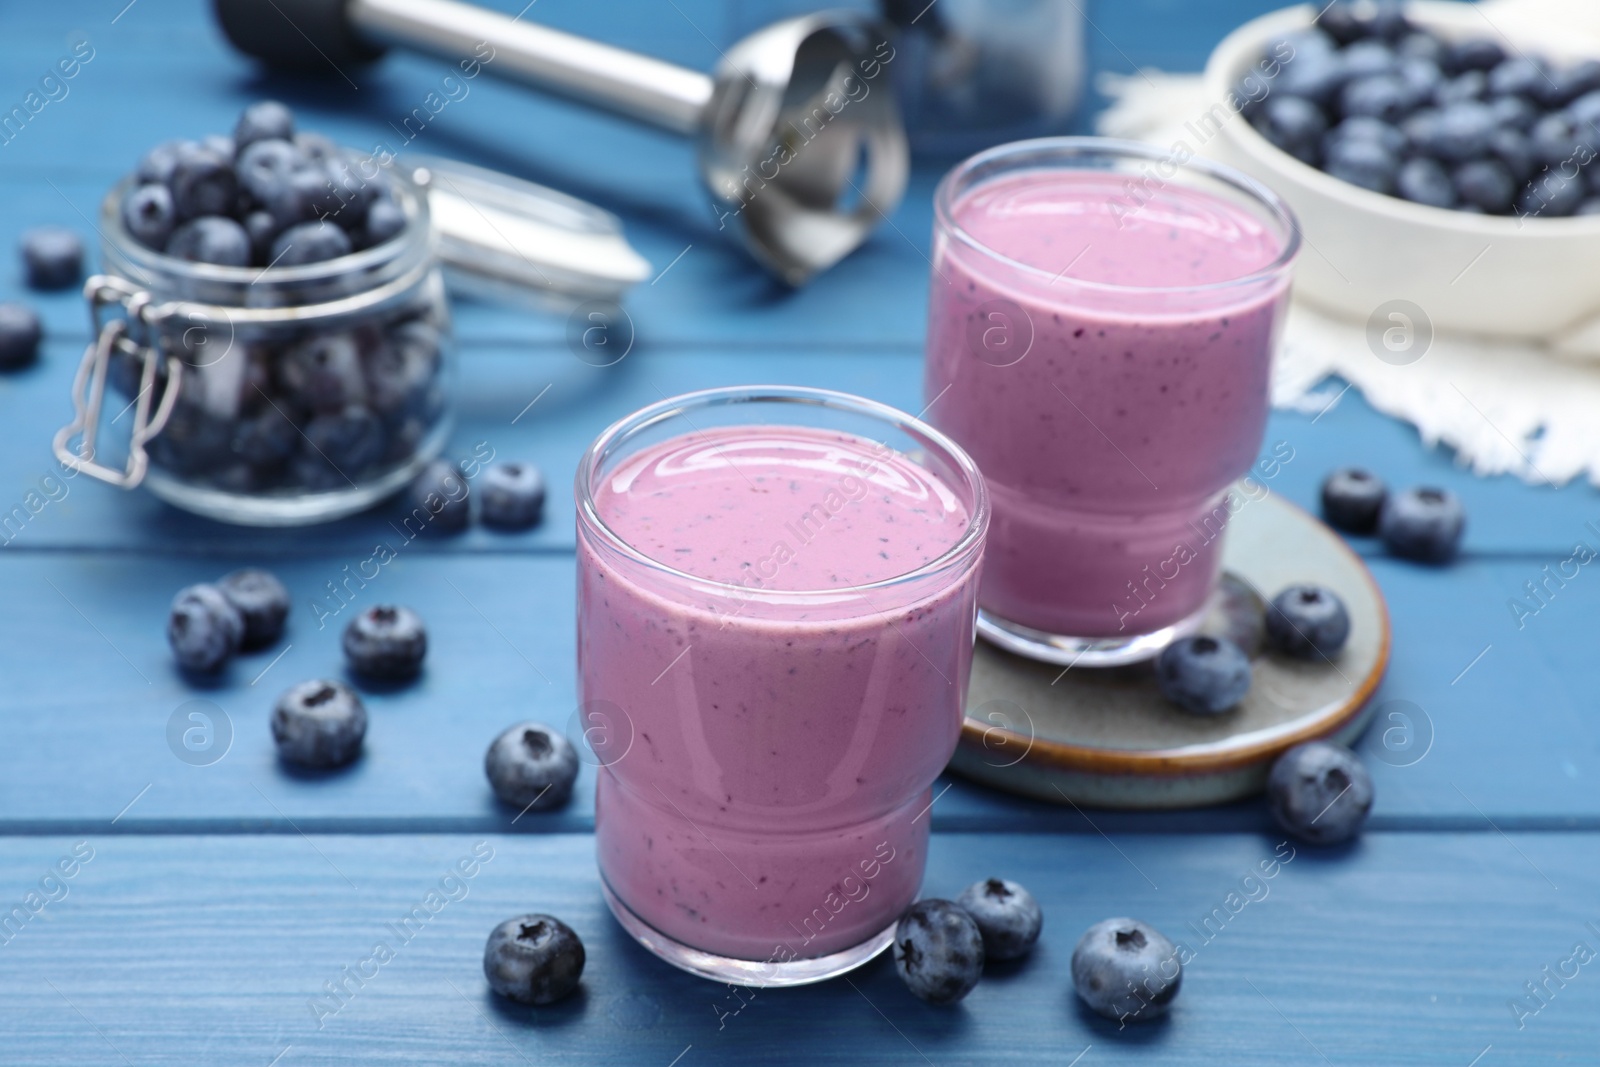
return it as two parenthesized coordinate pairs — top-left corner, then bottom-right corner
(485, 722), (579, 811)
(342, 604), (427, 680)
(122, 184), (177, 249)
(166, 217), (251, 266)
(1266, 741), (1373, 844)
(1396, 156), (1456, 207)
(233, 100), (295, 154)
(0, 302), (42, 369)
(892, 900), (984, 1005)
(269, 220), (352, 266)
(1379, 486), (1465, 562)
(484, 915), (585, 1005)
(408, 459), (471, 532)
(1071, 918), (1182, 1023)
(1155, 636), (1251, 715)
(480, 462), (546, 530)
(168, 583), (245, 672)
(217, 568), (290, 649)
(1266, 584), (1351, 660)
(20, 227), (83, 290)
(1320, 467), (1387, 533)
(271, 679), (367, 768)
(954, 878), (1042, 962)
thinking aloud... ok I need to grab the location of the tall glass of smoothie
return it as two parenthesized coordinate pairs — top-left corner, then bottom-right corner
(924, 138), (1299, 666)
(576, 386), (988, 985)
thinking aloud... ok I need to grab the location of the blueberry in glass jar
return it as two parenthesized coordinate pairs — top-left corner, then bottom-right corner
(89, 101), (455, 525)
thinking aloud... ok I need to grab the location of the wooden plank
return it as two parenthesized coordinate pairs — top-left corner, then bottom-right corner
(0, 830), (1592, 1064)
(0, 549), (1596, 829)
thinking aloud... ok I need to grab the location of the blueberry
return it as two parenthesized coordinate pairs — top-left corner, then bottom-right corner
(1537, 60), (1600, 109)
(167, 583), (245, 672)
(272, 679), (367, 768)
(484, 915), (585, 1005)
(1267, 741), (1373, 844)
(1071, 918), (1182, 1023)
(270, 220), (351, 266)
(1266, 585), (1351, 660)
(480, 462), (546, 530)
(1396, 157), (1456, 208)
(20, 227), (83, 290)
(1252, 95), (1327, 165)
(280, 332), (366, 413)
(1275, 51), (1348, 108)
(234, 100), (295, 154)
(1344, 41), (1398, 79)
(1326, 116), (1406, 157)
(169, 143), (237, 221)
(892, 900), (984, 1005)
(1155, 635), (1251, 716)
(1487, 56), (1547, 100)
(295, 131), (339, 164)
(1442, 38), (1505, 75)
(362, 336), (435, 416)
(243, 210), (280, 262)
(1379, 486), (1465, 562)
(324, 156), (379, 229)
(1488, 93), (1540, 132)
(1432, 69), (1486, 107)
(1488, 127), (1536, 183)
(1340, 75), (1409, 123)
(237, 139), (310, 217)
(1454, 159), (1517, 213)
(1396, 32), (1443, 65)
(136, 139), (186, 185)
(1421, 102), (1497, 162)
(485, 722), (579, 811)
(1518, 168), (1586, 218)
(1314, 2), (1369, 46)
(1530, 112), (1597, 167)
(1570, 90), (1600, 129)
(343, 604), (427, 680)
(229, 405), (299, 468)
(1324, 135), (1399, 193)
(121, 184), (177, 250)
(166, 217), (251, 266)
(1395, 57), (1443, 107)
(217, 568), (290, 649)
(359, 196), (406, 248)
(1365, 1), (1409, 41)
(408, 459), (472, 532)
(0, 302), (42, 369)
(304, 406), (386, 473)
(1319, 467), (1387, 534)
(955, 878), (1042, 962)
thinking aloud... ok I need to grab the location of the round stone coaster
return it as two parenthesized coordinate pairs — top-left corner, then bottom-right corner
(950, 490), (1390, 809)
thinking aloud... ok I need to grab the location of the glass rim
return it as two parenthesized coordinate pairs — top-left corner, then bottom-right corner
(933, 135), (1303, 296)
(575, 385), (990, 600)
(98, 156), (430, 290)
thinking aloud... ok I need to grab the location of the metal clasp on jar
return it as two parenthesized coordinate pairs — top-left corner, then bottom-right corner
(53, 275), (192, 488)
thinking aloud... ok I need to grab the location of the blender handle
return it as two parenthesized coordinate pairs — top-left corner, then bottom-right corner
(350, 0), (713, 135)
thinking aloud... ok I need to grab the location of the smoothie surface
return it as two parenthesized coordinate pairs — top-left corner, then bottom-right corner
(952, 170), (1285, 289)
(592, 426), (970, 591)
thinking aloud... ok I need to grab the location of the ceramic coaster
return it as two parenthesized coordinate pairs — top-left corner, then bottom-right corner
(950, 490), (1390, 809)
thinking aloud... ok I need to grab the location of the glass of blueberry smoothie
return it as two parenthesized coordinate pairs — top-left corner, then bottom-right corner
(576, 386), (988, 985)
(924, 138), (1299, 666)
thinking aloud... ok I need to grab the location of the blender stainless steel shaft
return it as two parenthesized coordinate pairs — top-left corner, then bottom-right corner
(213, 0), (909, 284)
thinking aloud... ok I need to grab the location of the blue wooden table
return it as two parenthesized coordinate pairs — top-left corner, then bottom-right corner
(2, 1), (1596, 1063)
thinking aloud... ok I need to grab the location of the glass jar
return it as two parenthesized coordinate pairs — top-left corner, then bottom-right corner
(575, 386), (988, 985)
(54, 167), (452, 526)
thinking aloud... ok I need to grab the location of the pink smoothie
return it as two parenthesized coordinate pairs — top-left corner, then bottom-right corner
(925, 169), (1291, 638)
(578, 425), (981, 963)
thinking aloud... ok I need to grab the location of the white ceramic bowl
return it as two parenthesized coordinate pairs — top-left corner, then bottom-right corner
(1203, 1), (1600, 355)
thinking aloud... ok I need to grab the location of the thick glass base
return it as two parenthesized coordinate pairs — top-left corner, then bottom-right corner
(977, 597), (1211, 668)
(601, 879), (896, 988)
